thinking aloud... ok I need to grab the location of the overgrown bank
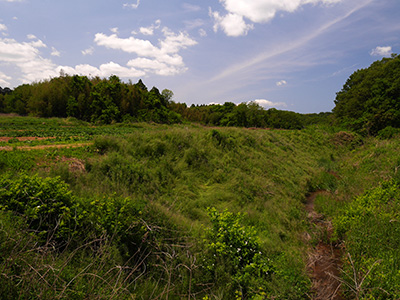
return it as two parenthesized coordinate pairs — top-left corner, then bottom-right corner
(1, 117), (400, 299)
(1, 119), (339, 299)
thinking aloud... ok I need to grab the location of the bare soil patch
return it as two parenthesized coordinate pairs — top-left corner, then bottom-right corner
(58, 156), (86, 173)
(306, 191), (344, 300)
(0, 142), (92, 151)
(0, 136), (57, 142)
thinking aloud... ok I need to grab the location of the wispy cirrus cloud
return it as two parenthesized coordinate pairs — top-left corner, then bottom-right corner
(210, 1), (372, 83)
(182, 3), (201, 12)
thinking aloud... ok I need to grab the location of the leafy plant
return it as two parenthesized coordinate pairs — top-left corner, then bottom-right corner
(203, 208), (274, 298)
(0, 174), (78, 240)
(333, 180), (400, 298)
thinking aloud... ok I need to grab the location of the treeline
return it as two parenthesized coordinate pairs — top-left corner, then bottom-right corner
(0, 75), (331, 129)
(171, 101), (323, 129)
(0, 75), (180, 124)
(333, 53), (400, 135)
(2, 54), (400, 133)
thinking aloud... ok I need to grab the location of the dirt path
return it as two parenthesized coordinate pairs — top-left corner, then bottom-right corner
(0, 142), (92, 151)
(306, 191), (343, 300)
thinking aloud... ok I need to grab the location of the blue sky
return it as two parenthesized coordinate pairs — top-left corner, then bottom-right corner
(0, 0), (399, 113)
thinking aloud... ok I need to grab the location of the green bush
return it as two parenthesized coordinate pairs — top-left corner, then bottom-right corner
(203, 208), (274, 298)
(0, 174), (77, 240)
(333, 181), (400, 298)
(378, 126), (400, 139)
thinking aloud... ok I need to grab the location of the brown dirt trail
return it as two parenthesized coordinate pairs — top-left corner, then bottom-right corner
(306, 191), (344, 300)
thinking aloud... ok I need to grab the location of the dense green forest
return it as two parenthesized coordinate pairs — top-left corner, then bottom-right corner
(0, 74), (330, 129)
(0, 55), (400, 299)
(2, 54), (399, 134)
(333, 53), (400, 135)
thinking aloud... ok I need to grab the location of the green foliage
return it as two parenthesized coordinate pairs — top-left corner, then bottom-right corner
(333, 181), (400, 298)
(203, 208), (274, 298)
(0, 118), (343, 299)
(0, 76), (180, 125)
(333, 54), (400, 135)
(172, 102), (307, 129)
(377, 126), (400, 139)
(0, 174), (77, 240)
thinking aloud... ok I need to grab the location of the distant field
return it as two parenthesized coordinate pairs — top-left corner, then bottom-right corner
(0, 115), (145, 149)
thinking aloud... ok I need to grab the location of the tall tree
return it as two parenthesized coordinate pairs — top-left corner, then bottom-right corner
(333, 54), (400, 134)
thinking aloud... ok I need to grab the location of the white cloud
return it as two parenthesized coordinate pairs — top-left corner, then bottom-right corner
(127, 58), (181, 76)
(199, 29), (207, 37)
(0, 38), (59, 83)
(212, 0), (342, 36)
(0, 35), (150, 85)
(250, 99), (287, 108)
(82, 47), (94, 56)
(51, 47), (60, 57)
(276, 80), (287, 86)
(210, 9), (254, 37)
(94, 26), (197, 75)
(0, 21), (197, 86)
(0, 24), (7, 31)
(370, 46), (392, 57)
(0, 38), (47, 63)
(57, 62), (146, 79)
(184, 19), (205, 31)
(139, 20), (161, 36)
(123, 0), (140, 9)
(0, 71), (12, 86)
(220, 0), (342, 23)
(110, 27), (119, 34)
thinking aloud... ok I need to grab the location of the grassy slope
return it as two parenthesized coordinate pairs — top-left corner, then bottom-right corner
(3, 116), (400, 298)
(314, 134), (400, 299)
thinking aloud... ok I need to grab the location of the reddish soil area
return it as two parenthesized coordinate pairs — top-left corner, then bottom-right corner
(0, 136), (57, 142)
(0, 142), (91, 151)
(306, 191), (344, 300)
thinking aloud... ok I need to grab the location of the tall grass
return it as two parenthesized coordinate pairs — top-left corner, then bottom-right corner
(1, 121), (343, 298)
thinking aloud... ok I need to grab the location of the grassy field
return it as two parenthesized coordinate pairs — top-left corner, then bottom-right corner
(0, 115), (399, 299)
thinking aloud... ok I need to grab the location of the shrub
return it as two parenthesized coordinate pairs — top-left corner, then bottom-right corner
(378, 126), (400, 139)
(333, 181), (400, 298)
(0, 174), (77, 240)
(203, 208), (274, 298)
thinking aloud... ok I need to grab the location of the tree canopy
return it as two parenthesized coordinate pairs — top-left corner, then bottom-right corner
(333, 54), (400, 135)
(0, 74), (329, 129)
(0, 75), (180, 124)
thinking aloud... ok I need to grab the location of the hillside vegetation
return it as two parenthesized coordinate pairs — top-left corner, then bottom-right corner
(333, 53), (400, 135)
(0, 117), (343, 299)
(1, 55), (400, 299)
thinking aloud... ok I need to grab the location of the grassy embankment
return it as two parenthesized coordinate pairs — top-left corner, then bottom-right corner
(1, 116), (400, 299)
(313, 133), (400, 299)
